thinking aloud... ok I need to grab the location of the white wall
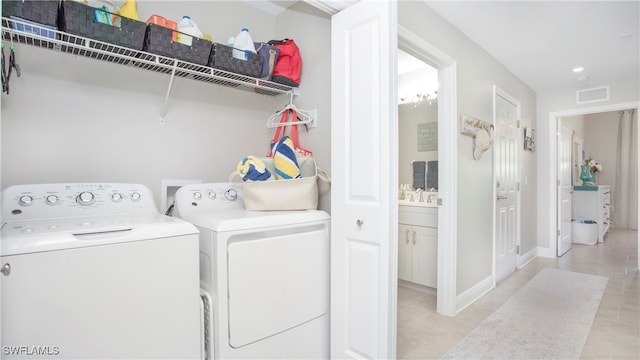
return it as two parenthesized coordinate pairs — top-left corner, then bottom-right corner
(1, 1), (332, 213)
(400, 2), (538, 295)
(536, 77), (640, 253)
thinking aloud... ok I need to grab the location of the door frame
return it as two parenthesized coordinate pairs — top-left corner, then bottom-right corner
(546, 101), (640, 267)
(398, 26), (458, 316)
(492, 86), (521, 283)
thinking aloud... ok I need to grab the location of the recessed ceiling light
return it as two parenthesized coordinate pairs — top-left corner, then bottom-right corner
(573, 67), (584, 73)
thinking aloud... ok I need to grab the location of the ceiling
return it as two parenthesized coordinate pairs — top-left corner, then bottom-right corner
(425, 1), (639, 93)
(255, 1), (639, 95)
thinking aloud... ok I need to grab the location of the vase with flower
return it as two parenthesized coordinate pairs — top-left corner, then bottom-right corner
(579, 164), (592, 185)
(584, 158), (602, 185)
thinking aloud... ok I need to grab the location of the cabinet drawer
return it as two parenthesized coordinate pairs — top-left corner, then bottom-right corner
(399, 206), (438, 228)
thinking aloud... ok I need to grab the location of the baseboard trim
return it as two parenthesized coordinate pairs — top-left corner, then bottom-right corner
(455, 275), (494, 314)
(519, 248), (537, 268)
(537, 246), (556, 258)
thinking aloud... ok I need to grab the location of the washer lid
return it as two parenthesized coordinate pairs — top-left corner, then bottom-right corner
(180, 209), (329, 232)
(1, 214), (198, 256)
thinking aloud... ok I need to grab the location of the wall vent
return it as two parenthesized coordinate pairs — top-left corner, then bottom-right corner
(576, 86), (610, 104)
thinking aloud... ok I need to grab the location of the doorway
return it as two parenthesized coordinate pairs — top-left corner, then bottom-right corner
(398, 26), (458, 318)
(396, 49), (439, 356)
(547, 102), (640, 267)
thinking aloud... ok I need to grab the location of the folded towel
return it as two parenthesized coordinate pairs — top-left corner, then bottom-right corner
(272, 136), (301, 180)
(427, 161), (438, 190)
(412, 161), (426, 190)
(237, 156), (273, 182)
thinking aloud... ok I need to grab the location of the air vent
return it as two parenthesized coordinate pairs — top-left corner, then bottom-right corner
(576, 86), (610, 104)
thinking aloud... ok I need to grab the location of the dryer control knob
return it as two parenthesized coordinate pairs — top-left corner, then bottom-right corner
(224, 189), (238, 201)
(77, 191), (95, 206)
(111, 193), (123, 202)
(18, 195), (33, 206)
(130, 192), (141, 202)
(45, 195), (59, 205)
(193, 192), (202, 201)
(207, 191), (216, 200)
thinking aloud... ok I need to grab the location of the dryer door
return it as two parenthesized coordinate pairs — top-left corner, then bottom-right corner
(226, 222), (329, 348)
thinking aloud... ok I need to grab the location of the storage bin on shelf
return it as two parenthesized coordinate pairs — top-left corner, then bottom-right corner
(2, 0), (59, 40)
(208, 43), (263, 78)
(143, 23), (212, 66)
(59, 0), (147, 50)
(2, 0), (59, 28)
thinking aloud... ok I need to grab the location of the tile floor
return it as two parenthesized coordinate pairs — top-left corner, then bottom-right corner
(397, 228), (639, 359)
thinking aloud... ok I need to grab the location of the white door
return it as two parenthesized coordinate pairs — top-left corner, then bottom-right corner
(331, 1), (397, 358)
(557, 122), (573, 256)
(494, 88), (520, 283)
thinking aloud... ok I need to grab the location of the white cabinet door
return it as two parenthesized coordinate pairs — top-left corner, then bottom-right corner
(398, 224), (412, 282)
(331, 1), (397, 359)
(413, 226), (438, 288)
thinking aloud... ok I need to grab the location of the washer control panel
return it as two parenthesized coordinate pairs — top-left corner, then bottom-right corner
(2, 183), (158, 222)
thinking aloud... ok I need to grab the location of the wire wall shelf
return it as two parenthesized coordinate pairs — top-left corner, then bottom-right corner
(1, 17), (293, 98)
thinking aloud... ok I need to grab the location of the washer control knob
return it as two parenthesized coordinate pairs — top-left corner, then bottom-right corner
(207, 191), (216, 200)
(130, 192), (141, 202)
(224, 189), (238, 201)
(45, 195), (59, 205)
(111, 193), (123, 202)
(18, 195), (33, 206)
(77, 191), (95, 206)
(193, 192), (202, 201)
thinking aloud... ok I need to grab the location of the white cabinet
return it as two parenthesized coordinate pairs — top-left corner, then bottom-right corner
(398, 206), (437, 288)
(573, 185), (611, 243)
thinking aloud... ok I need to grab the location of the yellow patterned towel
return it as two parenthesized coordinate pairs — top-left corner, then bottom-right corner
(272, 136), (301, 180)
(237, 156), (273, 181)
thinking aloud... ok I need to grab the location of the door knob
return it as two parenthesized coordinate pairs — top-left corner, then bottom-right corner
(496, 195), (508, 200)
(1, 263), (11, 276)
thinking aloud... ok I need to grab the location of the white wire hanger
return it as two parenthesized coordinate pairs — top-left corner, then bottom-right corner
(267, 91), (314, 128)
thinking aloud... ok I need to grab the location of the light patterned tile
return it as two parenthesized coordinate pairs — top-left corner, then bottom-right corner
(396, 228), (639, 359)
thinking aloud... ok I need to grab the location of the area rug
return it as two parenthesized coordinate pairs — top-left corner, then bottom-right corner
(441, 268), (608, 359)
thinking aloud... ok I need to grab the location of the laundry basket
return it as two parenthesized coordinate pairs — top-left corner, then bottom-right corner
(572, 219), (598, 245)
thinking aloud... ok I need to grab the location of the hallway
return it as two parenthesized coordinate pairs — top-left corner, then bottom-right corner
(397, 228), (639, 359)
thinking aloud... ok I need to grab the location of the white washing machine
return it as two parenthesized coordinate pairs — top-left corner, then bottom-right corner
(1, 183), (202, 360)
(173, 183), (330, 359)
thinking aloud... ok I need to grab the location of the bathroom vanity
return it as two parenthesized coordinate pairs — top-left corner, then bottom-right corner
(398, 196), (438, 288)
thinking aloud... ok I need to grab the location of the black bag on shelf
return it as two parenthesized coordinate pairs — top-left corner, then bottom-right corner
(254, 42), (279, 80)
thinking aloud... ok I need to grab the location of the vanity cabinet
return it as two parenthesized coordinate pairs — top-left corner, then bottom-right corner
(398, 206), (437, 288)
(573, 185), (611, 243)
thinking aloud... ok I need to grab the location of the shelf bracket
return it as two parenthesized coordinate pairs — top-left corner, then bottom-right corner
(160, 62), (178, 123)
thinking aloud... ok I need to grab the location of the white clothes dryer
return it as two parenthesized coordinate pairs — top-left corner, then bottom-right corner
(174, 183), (330, 360)
(1, 183), (202, 360)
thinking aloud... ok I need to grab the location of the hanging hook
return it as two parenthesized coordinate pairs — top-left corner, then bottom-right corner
(288, 90), (294, 107)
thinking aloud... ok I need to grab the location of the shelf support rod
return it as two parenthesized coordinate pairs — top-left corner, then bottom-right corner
(160, 62), (178, 122)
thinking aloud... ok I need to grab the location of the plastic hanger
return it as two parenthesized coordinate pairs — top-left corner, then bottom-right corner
(267, 91), (313, 128)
